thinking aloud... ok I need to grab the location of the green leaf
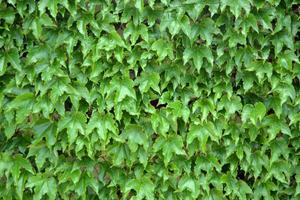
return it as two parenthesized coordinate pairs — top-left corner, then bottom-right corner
(238, 180), (252, 199)
(0, 7), (15, 24)
(122, 124), (148, 152)
(86, 112), (117, 142)
(125, 177), (155, 200)
(33, 119), (57, 147)
(250, 102), (266, 124)
(124, 22), (148, 44)
(38, 0), (58, 17)
(151, 39), (174, 61)
(110, 77), (136, 102)
(11, 155), (34, 182)
(58, 112), (87, 145)
(187, 124), (209, 153)
(6, 48), (22, 71)
(137, 71), (160, 94)
(183, 46), (213, 71)
(153, 135), (185, 165)
(246, 61), (273, 83)
(198, 18), (218, 45)
(221, 0), (252, 18)
(0, 54), (6, 75)
(178, 176), (200, 198)
(151, 112), (170, 136)
(27, 144), (51, 170)
(26, 175), (57, 200)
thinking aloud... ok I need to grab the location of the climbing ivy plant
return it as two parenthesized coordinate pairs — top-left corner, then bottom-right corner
(0, 0), (300, 199)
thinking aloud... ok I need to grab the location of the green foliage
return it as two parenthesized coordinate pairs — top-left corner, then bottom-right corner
(0, 0), (300, 199)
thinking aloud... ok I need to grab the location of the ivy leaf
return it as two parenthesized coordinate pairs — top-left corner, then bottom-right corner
(151, 39), (174, 61)
(278, 50), (299, 71)
(192, 98), (216, 122)
(266, 161), (291, 184)
(151, 112), (170, 136)
(136, 71), (160, 94)
(123, 22), (148, 44)
(187, 124), (209, 153)
(178, 176), (200, 198)
(238, 13), (259, 35)
(125, 177), (155, 199)
(86, 112), (117, 142)
(58, 112), (87, 145)
(183, 46), (213, 71)
(153, 135), (185, 165)
(221, 0), (252, 18)
(33, 119), (57, 147)
(269, 138), (289, 165)
(6, 48), (22, 71)
(0, 7), (15, 24)
(0, 54), (6, 75)
(11, 155), (34, 180)
(108, 143), (129, 166)
(168, 100), (190, 122)
(250, 102), (266, 124)
(262, 115), (291, 141)
(198, 18), (218, 45)
(27, 144), (52, 170)
(121, 124), (148, 152)
(26, 175), (57, 200)
(74, 173), (99, 197)
(273, 82), (295, 104)
(109, 77), (136, 102)
(219, 95), (243, 116)
(38, 0), (58, 17)
(6, 93), (35, 125)
(238, 180), (253, 199)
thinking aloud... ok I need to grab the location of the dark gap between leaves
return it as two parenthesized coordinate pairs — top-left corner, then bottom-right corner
(267, 108), (275, 115)
(236, 165), (246, 180)
(64, 97), (73, 112)
(221, 163), (230, 173)
(137, 67), (142, 76)
(209, 183), (215, 189)
(129, 69), (135, 80)
(150, 99), (167, 109)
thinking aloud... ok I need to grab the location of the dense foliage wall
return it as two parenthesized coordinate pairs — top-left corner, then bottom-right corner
(0, 0), (300, 199)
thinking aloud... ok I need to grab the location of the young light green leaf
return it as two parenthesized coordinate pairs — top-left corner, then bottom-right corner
(58, 112), (87, 145)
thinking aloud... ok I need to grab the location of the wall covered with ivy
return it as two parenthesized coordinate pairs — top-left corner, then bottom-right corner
(0, 0), (300, 199)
